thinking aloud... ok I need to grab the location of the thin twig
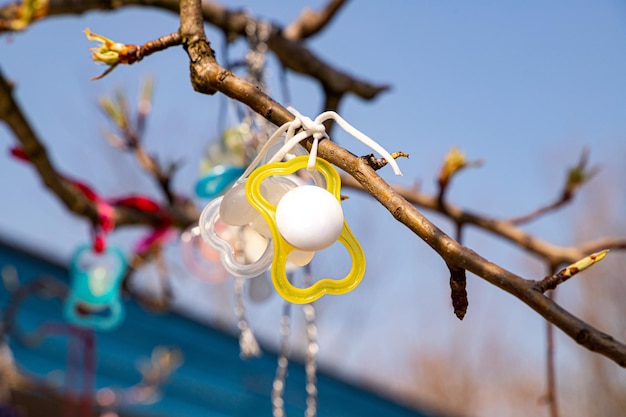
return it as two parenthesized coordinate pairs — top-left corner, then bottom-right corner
(507, 148), (598, 225)
(0, 0), (388, 101)
(283, 0), (348, 40)
(321, 90), (343, 135)
(86, 30), (182, 80)
(340, 175), (626, 267)
(543, 260), (560, 417)
(546, 289), (559, 417)
(508, 197), (570, 225)
(99, 81), (178, 204)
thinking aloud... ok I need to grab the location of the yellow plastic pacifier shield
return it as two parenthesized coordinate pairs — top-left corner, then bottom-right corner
(246, 155), (365, 304)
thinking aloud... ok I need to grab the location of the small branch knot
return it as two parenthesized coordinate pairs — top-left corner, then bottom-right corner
(361, 152), (409, 172)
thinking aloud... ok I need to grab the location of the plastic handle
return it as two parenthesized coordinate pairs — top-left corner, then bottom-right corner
(246, 155), (366, 304)
(64, 296), (124, 331)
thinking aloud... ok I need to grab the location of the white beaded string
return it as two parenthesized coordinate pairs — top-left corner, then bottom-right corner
(234, 277), (261, 358)
(302, 264), (318, 417)
(271, 266), (318, 417)
(272, 300), (291, 417)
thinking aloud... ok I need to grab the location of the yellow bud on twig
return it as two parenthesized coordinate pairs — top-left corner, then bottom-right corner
(558, 250), (609, 279)
(537, 250), (609, 292)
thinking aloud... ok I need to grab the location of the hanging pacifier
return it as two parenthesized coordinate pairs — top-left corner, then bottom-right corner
(198, 175), (300, 278)
(199, 107), (402, 301)
(247, 155), (366, 304)
(195, 125), (250, 199)
(64, 244), (127, 331)
(180, 226), (229, 284)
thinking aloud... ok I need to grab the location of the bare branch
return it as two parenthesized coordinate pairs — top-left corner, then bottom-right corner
(544, 290), (560, 417)
(283, 0), (349, 40)
(176, 0), (626, 366)
(507, 148), (599, 225)
(0, 67), (99, 222)
(196, 1), (391, 99)
(0, 67), (199, 229)
(321, 90), (343, 135)
(509, 198), (570, 226)
(0, 0), (388, 101)
(341, 175), (626, 266)
(579, 238), (626, 254)
(99, 80), (179, 204)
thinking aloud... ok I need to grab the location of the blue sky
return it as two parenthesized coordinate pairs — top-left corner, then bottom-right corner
(1, 1), (625, 413)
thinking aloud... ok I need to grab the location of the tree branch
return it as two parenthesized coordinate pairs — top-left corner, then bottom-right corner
(341, 175), (626, 266)
(193, 0), (390, 99)
(283, 0), (349, 40)
(506, 148), (598, 225)
(99, 78), (180, 204)
(0, 68), (98, 221)
(1, 0), (625, 367)
(0, 67), (199, 229)
(176, 0), (626, 367)
(0, 0), (388, 101)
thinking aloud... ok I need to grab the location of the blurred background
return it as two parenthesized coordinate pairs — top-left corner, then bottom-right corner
(1, 1), (625, 416)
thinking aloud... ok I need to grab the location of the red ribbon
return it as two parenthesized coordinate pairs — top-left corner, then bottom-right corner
(10, 145), (172, 254)
(9, 146), (30, 162)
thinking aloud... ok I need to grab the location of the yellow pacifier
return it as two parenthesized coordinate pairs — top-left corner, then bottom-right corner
(246, 155), (365, 304)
